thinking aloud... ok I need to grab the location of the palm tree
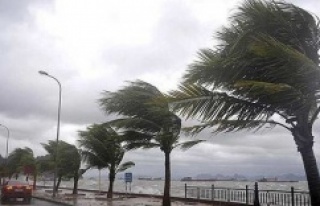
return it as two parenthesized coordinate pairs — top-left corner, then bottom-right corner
(169, 0), (320, 205)
(78, 123), (135, 198)
(35, 155), (54, 188)
(7, 147), (35, 180)
(99, 80), (204, 206)
(42, 140), (82, 193)
(80, 150), (106, 193)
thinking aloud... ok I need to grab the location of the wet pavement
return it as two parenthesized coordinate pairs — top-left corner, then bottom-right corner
(32, 188), (211, 206)
(1, 198), (63, 206)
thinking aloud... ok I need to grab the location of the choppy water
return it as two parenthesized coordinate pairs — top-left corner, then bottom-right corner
(38, 178), (309, 197)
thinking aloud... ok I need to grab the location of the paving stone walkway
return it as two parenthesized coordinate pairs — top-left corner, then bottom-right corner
(33, 189), (209, 206)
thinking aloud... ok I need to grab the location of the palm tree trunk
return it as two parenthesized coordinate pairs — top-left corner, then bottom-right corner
(162, 151), (171, 206)
(300, 146), (320, 205)
(292, 117), (320, 206)
(73, 171), (79, 194)
(56, 176), (62, 193)
(33, 172), (37, 190)
(107, 166), (115, 198)
(99, 169), (101, 193)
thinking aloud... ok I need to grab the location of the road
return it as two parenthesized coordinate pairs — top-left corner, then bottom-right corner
(1, 198), (62, 205)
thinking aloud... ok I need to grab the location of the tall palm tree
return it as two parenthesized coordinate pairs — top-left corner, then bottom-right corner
(169, 0), (320, 205)
(78, 123), (135, 198)
(99, 80), (204, 206)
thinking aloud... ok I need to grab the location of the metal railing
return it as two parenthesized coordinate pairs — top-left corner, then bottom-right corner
(184, 183), (311, 206)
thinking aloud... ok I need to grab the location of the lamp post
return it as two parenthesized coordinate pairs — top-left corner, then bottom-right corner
(38, 70), (61, 198)
(0, 124), (9, 184)
(0, 124), (10, 161)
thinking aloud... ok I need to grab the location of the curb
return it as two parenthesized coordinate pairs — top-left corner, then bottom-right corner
(33, 195), (73, 206)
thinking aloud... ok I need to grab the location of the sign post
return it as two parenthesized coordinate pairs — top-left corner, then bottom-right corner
(124, 172), (132, 194)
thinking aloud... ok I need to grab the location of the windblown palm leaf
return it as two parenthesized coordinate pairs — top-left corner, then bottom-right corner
(174, 140), (205, 151)
(80, 150), (107, 170)
(116, 161), (135, 173)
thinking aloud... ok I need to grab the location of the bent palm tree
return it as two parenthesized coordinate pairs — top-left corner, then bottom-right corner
(100, 80), (203, 206)
(78, 123), (135, 198)
(169, 0), (320, 205)
(42, 140), (82, 192)
(7, 147), (35, 180)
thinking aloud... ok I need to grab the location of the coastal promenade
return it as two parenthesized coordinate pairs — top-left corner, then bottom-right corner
(33, 187), (217, 206)
(33, 184), (311, 206)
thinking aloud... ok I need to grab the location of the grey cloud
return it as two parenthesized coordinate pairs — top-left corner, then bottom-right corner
(102, 1), (213, 83)
(0, 0), (39, 24)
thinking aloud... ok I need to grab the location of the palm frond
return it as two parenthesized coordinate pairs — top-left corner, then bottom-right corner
(99, 80), (167, 118)
(116, 161), (135, 173)
(169, 83), (273, 121)
(121, 130), (154, 142)
(182, 119), (277, 136)
(175, 140), (205, 151)
(100, 80), (184, 154)
(125, 142), (160, 150)
(108, 118), (161, 133)
(80, 151), (108, 170)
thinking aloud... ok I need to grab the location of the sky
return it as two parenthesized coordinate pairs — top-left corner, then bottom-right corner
(1, 0), (320, 179)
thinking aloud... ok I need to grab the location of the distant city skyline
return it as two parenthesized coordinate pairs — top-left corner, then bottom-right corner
(83, 167), (307, 181)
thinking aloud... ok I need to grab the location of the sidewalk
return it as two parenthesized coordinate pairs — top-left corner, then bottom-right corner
(33, 188), (211, 206)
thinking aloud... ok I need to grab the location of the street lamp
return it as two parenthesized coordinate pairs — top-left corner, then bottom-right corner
(38, 70), (61, 198)
(0, 124), (9, 184)
(0, 124), (10, 160)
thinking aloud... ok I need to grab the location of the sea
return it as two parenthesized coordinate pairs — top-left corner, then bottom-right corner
(37, 178), (309, 197)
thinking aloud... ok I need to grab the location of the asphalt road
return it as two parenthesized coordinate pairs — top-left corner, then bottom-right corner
(1, 198), (62, 205)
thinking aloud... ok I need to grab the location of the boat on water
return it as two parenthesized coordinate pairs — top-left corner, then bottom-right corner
(258, 177), (298, 182)
(180, 177), (218, 181)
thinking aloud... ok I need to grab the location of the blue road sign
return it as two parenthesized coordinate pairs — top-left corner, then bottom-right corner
(125, 172), (132, 182)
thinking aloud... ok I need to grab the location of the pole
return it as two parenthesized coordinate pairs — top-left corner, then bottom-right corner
(39, 71), (62, 198)
(0, 124), (9, 183)
(211, 184), (215, 205)
(99, 169), (101, 193)
(246, 185), (249, 205)
(0, 125), (10, 161)
(291, 187), (295, 206)
(54, 76), (61, 198)
(254, 182), (260, 206)
(185, 183), (187, 198)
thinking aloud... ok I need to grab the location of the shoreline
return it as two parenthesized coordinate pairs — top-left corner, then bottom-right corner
(33, 187), (240, 206)
(35, 183), (310, 206)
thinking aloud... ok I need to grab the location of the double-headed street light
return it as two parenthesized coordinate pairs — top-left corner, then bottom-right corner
(38, 70), (61, 198)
